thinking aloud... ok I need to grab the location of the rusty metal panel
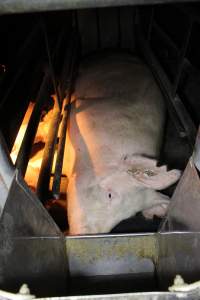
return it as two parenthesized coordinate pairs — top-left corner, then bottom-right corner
(66, 234), (157, 277)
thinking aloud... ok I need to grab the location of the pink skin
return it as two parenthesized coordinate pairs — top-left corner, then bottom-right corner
(64, 53), (181, 235)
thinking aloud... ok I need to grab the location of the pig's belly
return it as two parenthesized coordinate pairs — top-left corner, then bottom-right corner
(64, 54), (165, 178)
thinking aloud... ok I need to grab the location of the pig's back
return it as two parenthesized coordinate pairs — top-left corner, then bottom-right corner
(64, 54), (165, 178)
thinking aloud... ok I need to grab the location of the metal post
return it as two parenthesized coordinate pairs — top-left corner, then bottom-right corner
(148, 7), (154, 42)
(172, 19), (193, 96)
(137, 23), (196, 148)
(52, 36), (79, 199)
(15, 72), (51, 176)
(96, 9), (101, 49)
(36, 100), (61, 201)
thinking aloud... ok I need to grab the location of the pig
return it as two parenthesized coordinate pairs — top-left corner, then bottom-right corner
(64, 53), (181, 235)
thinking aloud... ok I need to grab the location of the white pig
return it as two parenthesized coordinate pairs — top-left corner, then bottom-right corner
(64, 54), (181, 235)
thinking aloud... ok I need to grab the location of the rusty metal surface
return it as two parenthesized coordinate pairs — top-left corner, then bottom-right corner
(66, 234), (157, 277)
(66, 232), (200, 296)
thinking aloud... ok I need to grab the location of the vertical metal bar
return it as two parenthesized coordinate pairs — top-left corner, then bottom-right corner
(74, 10), (79, 34)
(0, 131), (14, 188)
(96, 8), (101, 49)
(0, 131), (14, 214)
(137, 23), (196, 147)
(52, 37), (78, 199)
(15, 72), (51, 176)
(117, 7), (121, 48)
(148, 7), (154, 42)
(132, 7), (137, 52)
(41, 20), (62, 110)
(15, 24), (64, 176)
(36, 100), (61, 202)
(172, 19), (193, 96)
(52, 97), (70, 199)
(0, 23), (40, 111)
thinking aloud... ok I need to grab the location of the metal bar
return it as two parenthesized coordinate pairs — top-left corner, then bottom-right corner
(172, 19), (193, 96)
(0, 132), (14, 188)
(0, 23), (40, 110)
(52, 98), (70, 199)
(36, 102), (61, 201)
(59, 30), (79, 98)
(147, 7), (154, 42)
(0, 131), (14, 213)
(153, 20), (179, 55)
(117, 7), (121, 48)
(96, 9), (101, 49)
(74, 10), (79, 34)
(193, 127), (200, 172)
(0, 0), (199, 15)
(52, 36), (79, 199)
(177, 5), (200, 26)
(15, 24), (66, 177)
(36, 26), (72, 202)
(137, 23), (197, 148)
(41, 20), (62, 110)
(15, 72), (51, 176)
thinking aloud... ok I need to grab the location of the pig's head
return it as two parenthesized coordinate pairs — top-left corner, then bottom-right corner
(68, 155), (181, 235)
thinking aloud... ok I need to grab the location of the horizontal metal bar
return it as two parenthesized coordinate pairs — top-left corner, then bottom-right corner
(137, 24), (197, 148)
(0, 0), (199, 15)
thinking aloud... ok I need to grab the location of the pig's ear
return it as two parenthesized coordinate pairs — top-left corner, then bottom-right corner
(125, 155), (181, 190)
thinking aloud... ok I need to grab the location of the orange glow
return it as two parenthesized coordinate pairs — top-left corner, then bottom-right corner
(10, 102), (35, 164)
(10, 95), (70, 194)
(10, 98), (55, 190)
(25, 99), (55, 190)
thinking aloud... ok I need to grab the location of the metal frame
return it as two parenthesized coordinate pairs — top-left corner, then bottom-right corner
(0, 0), (199, 15)
(37, 28), (79, 202)
(1, 4), (200, 299)
(137, 7), (197, 148)
(52, 32), (79, 199)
